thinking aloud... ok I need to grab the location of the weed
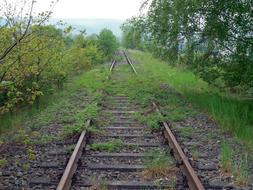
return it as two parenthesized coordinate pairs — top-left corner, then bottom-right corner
(86, 127), (101, 135)
(0, 139), (4, 146)
(91, 140), (123, 152)
(65, 145), (76, 154)
(27, 147), (36, 161)
(131, 51), (253, 147)
(0, 159), (8, 168)
(142, 149), (176, 179)
(138, 112), (164, 131)
(232, 154), (249, 186)
(89, 182), (108, 190)
(178, 127), (193, 139)
(22, 163), (31, 171)
(191, 146), (199, 160)
(62, 103), (100, 137)
(31, 135), (55, 145)
(221, 143), (233, 174)
(15, 156), (21, 166)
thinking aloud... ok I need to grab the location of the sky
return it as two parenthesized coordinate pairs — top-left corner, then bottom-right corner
(35, 0), (144, 20)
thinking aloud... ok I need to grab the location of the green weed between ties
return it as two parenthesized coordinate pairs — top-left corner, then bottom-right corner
(143, 149), (176, 181)
(91, 139), (123, 152)
(137, 112), (164, 131)
(62, 103), (100, 137)
(65, 144), (76, 154)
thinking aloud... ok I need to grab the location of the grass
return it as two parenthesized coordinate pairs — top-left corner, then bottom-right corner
(65, 144), (76, 154)
(130, 50), (253, 147)
(62, 103), (100, 137)
(221, 143), (233, 174)
(0, 65), (109, 144)
(91, 139), (123, 152)
(142, 149), (176, 181)
(221, 143), (249, 185)
(178, 127), (193, 139)
(137, 112), (164, 131)
(190, 146), (199, 160)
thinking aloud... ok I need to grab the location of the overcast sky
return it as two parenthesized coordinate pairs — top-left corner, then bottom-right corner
(35, 0), (144, 20)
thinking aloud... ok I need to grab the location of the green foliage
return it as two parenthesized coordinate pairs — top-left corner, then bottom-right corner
(125, 0), (253, 95)
(98, 29), (119, 59)
(121, 17), (146, 50)
(0, 1), (107, 116)
(137, 112), (164, 131)
(131, 51), (253, 146)
(0, 64), (108, 145)
(91, 139), (123, 152)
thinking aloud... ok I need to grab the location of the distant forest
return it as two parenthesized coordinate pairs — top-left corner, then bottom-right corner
(49, 18), (124, 37)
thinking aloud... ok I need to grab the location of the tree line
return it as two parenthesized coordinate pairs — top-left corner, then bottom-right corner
(0, 0), (119, 115)
(121, 0), (253, 96)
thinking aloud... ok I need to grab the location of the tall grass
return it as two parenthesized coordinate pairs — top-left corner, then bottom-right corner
(131, 50), (253, 147)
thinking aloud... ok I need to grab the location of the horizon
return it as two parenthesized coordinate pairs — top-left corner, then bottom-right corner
(49, 18), (125, 37)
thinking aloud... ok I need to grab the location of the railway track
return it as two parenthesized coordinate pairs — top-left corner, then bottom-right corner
(27, 51), (205, 189)
(53, 52), (204, 190)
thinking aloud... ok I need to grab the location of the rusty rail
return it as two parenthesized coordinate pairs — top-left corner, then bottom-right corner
(123, 51), (138, 74)
(153, 103), (205, 190)
(110, 59), (117, 73)
(111, 51), (204, 189)
(57, 120), (91, 190)
(57, 53), (204, 190)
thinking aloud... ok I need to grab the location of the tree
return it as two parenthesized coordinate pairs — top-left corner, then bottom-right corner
(127, 0), (253, 95)
(98, 29), (119, 59)
(121, 17), (146, 50)
(0, 0), (105, 115)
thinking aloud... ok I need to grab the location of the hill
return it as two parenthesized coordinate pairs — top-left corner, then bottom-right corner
(50, 18), (124, 37)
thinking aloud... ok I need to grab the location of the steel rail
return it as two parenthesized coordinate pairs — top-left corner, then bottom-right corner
(123, 51), (138, 74)
(57, 54), (204, 190)
(153, 103), (205, 190)
(110, 59), (116, 73)
(57, 120), (91, 190)
(111, 51), (204, 189)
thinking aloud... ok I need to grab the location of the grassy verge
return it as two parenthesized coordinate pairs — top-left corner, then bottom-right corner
(0, 65), (109, 144)
(130, 50), (253, 147)
(110, 50), (251, 185)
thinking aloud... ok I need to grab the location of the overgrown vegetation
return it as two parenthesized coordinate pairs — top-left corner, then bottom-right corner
(62, 103), (100, 137)
(137, 112), (164, 131)
(0, 0), (119, 117)
(0, 64), (109, 144)
(142, 149), (176, 180)
(131, 51), (253, 147)
(106, 52), (251, 185)
(122, 0), (253, 96)
(221, 143), (249, 186)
